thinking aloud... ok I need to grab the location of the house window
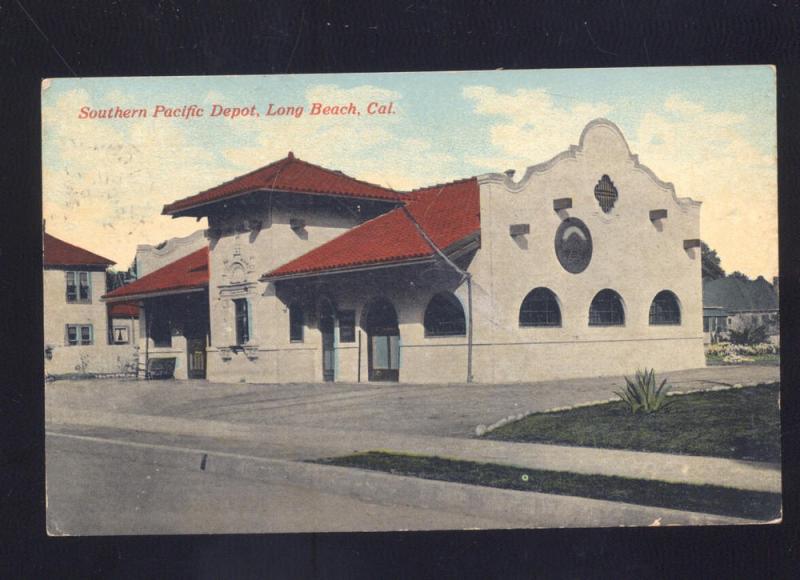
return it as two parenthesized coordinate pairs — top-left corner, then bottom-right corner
(649, 291), (681, 325)
(234, 298), (250, 345)
(290, 303), (304, 342)
(589, 289), (625, 326)
(519, 287), (561, 327)
(338, 310), (356, 343)
(66, 324), (93, 346)
(424, 292), (466, 337)
(703, 317), (710, 332)
(66, 271), (91, 303)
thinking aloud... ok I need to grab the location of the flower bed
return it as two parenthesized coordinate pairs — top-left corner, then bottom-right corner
(705, 342), (779, 364)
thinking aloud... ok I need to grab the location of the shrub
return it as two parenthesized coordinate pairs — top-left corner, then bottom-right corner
(729, 323), (769, 345)
(616, 369), (673, 414)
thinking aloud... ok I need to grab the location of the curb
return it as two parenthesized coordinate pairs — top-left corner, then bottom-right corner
(48, 431), (757, 529)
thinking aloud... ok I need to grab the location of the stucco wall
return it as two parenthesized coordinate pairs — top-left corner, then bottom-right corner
(135, 229), (207, 277)
(201, 119), (705, 384)
(206, 195), (372, 383)
(44, 268), (137, 374)
(467, 119), (704, 381)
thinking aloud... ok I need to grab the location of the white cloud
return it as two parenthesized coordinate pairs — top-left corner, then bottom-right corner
(42, 89), (223, 266)
(223, 84), (456, 190)
(462, 85), (612, 173)
(462, 85), (777, 278)
(630, 95), (777, 278)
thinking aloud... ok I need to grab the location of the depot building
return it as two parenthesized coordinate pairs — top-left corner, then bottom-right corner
(103, 119), (705, 384)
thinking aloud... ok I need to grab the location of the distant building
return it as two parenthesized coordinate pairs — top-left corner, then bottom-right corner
(103, 232), (208, 379)
(702, 276), (779, 343)
(43, 232), (136, 375)
(104, 119), (705, 383)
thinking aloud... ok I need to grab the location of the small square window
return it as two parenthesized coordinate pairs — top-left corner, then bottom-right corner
(66, 324), (93, 346)
(113, 326), (130, 344)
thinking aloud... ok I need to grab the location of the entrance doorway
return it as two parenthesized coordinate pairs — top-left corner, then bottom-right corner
(186, 337), (206, 379)
(320, 298), (336, 382)
(365, 297), (400, 382)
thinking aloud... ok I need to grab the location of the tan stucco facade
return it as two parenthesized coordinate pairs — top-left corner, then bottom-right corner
(43, 268), (137, 375)
(199, 119), (704, 384)
(131, 232), (208, 379)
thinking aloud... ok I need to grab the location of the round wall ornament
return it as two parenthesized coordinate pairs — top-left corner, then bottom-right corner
(555, 217), (592, 273)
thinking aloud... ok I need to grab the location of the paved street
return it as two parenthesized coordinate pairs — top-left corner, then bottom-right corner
(46, 365), (779, 437)
(45, 364), (781, 534)
(46, 437), (512, 535)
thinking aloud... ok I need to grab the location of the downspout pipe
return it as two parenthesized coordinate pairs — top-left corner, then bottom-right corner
(399, 204), (475, 383)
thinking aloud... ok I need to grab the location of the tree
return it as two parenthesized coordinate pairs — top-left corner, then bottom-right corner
(701, 242), (725, 281)
(728, 271), (750, 281)
(105, 259), (137, 292)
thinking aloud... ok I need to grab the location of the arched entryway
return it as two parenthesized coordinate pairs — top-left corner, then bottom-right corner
(319, 297), (336, 382)
(364, 297), (400, 382)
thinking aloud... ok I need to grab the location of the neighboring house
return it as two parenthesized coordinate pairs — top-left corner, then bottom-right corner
(702, 276), (779, 343)
(105, 118), (705, 384)
(43, 232), (137, 375)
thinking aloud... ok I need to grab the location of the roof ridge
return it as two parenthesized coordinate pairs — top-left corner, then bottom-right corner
(288, 154), (404, 195)
(165, 155), (293, 212)
(407, 176), (477, 194)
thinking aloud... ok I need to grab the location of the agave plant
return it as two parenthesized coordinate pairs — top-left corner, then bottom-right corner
(615, 368), (673, 414)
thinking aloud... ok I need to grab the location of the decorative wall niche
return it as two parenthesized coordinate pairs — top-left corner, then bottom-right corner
(594, 174), (618, 213)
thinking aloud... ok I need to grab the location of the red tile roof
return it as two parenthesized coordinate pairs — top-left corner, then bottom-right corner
(103, 247), (209, 301)
(163, 152), (403, 215)
(108, 302), (140, 318)
(263, 178), (480, 279)
(43, 232), (115, 268)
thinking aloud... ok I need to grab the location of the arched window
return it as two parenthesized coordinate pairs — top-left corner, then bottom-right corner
(519, 288), (561, 327)
(649, 290), (681, 325)
(424, 292), (466, 337)
(589, 289), (625, 326)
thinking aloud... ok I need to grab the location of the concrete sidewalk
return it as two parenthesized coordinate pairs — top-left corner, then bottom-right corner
(47, 406), (781, 493)
(48, 431), (756, 529)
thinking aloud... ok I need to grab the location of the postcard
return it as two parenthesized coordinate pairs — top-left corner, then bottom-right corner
(42, 66), (780, 535)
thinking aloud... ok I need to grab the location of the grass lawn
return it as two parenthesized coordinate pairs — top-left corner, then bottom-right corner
(317, 452), (781, 520)
(485, 383), (780, 463)
(705, 354), (780, 366)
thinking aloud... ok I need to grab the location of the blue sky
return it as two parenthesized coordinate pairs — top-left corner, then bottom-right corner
(42, 66), (777, 278)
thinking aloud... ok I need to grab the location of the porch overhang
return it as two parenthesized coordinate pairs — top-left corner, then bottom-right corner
(261, 256), (437, 283)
